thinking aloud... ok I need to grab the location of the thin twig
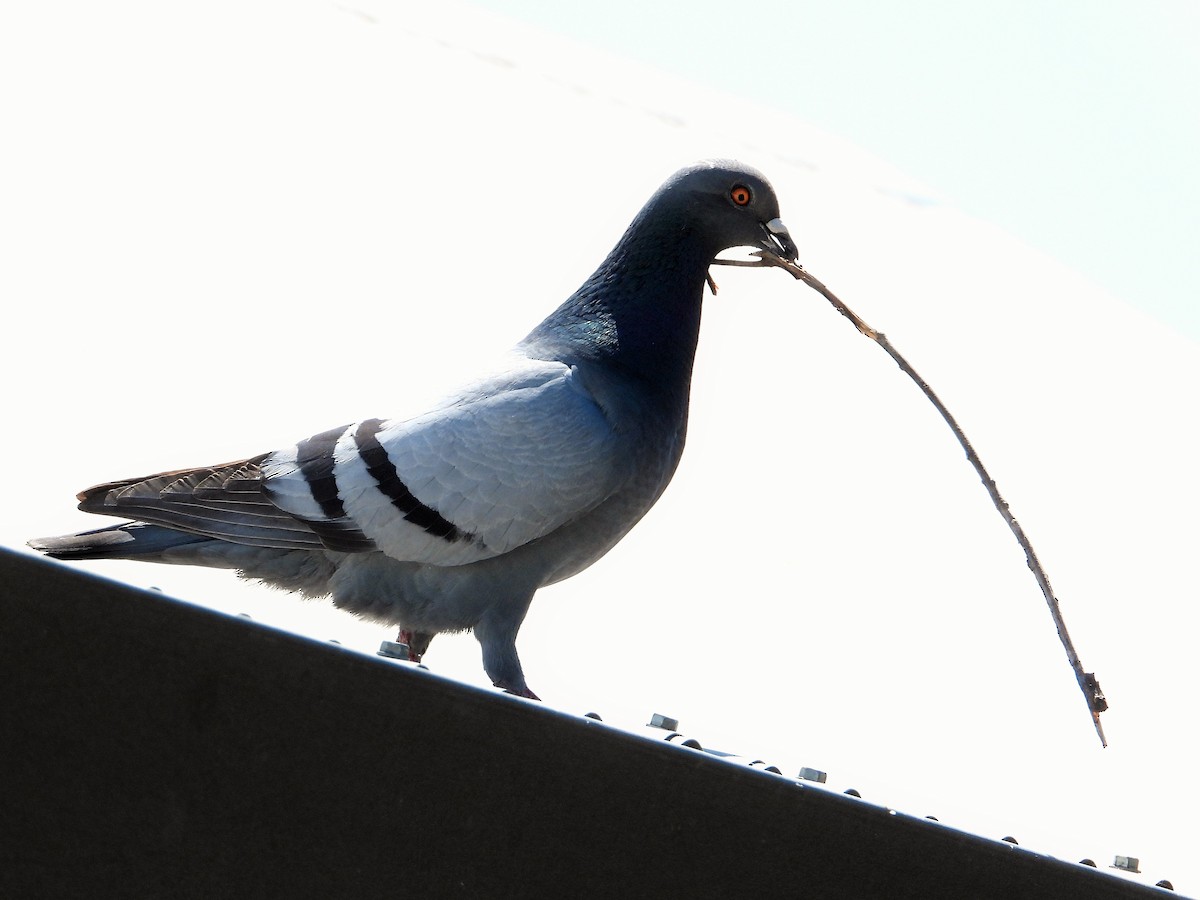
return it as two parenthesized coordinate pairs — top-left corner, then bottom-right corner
(716, 251), (1108, 747)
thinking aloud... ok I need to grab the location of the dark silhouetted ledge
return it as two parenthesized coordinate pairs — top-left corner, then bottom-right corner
(0, 547), (1174, 898)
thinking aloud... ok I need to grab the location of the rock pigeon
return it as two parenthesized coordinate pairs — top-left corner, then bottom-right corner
(30, 160), (798, 699)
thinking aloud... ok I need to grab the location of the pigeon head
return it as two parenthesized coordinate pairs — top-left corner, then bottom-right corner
(646, 159), (798, 263)
(524, 160), (795, 381)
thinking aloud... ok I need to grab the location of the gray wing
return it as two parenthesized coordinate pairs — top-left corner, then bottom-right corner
(73, 456), (374, 552)
(263, 357), (631, 566)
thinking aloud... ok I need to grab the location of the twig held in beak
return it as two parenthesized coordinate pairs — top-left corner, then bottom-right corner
(715, 250), (1109, 748)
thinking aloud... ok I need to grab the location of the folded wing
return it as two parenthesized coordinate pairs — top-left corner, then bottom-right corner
(262, 357), (628, 566)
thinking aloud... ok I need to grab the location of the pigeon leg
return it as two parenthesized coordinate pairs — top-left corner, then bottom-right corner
(396, 629), (434, 663)
(474, 602), (540, 700)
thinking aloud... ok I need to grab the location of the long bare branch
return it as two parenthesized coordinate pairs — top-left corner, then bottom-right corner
(717, 251), (1108, 747)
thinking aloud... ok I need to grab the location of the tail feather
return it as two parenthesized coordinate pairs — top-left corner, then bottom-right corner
(30, 521), (341, 595)
(29, 522), (213, 561)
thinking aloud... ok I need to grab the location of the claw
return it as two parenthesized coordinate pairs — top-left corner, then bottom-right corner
(495, 680), (541, 701)
(396, 629), (434, 663)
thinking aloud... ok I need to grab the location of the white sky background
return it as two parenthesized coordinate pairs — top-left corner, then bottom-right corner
(468, 0), (1200, 343)
(1, 0), (1196, 891)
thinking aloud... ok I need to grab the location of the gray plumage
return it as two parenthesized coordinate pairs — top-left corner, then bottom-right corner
(30, 160), (798, 699)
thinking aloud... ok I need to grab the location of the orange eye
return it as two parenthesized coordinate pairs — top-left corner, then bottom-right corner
(730, 185), (752, 206)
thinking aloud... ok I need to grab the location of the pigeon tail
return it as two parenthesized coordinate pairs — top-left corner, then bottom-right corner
(29, 522), (213, 561)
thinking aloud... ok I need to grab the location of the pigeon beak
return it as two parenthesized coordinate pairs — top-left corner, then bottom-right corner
(761, 217), (798, 262)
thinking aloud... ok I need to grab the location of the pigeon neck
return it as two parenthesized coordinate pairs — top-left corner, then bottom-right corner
(524, 214), (716, 401)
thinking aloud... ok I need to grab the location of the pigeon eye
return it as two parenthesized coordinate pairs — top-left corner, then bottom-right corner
(730, 185), (752, 207)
